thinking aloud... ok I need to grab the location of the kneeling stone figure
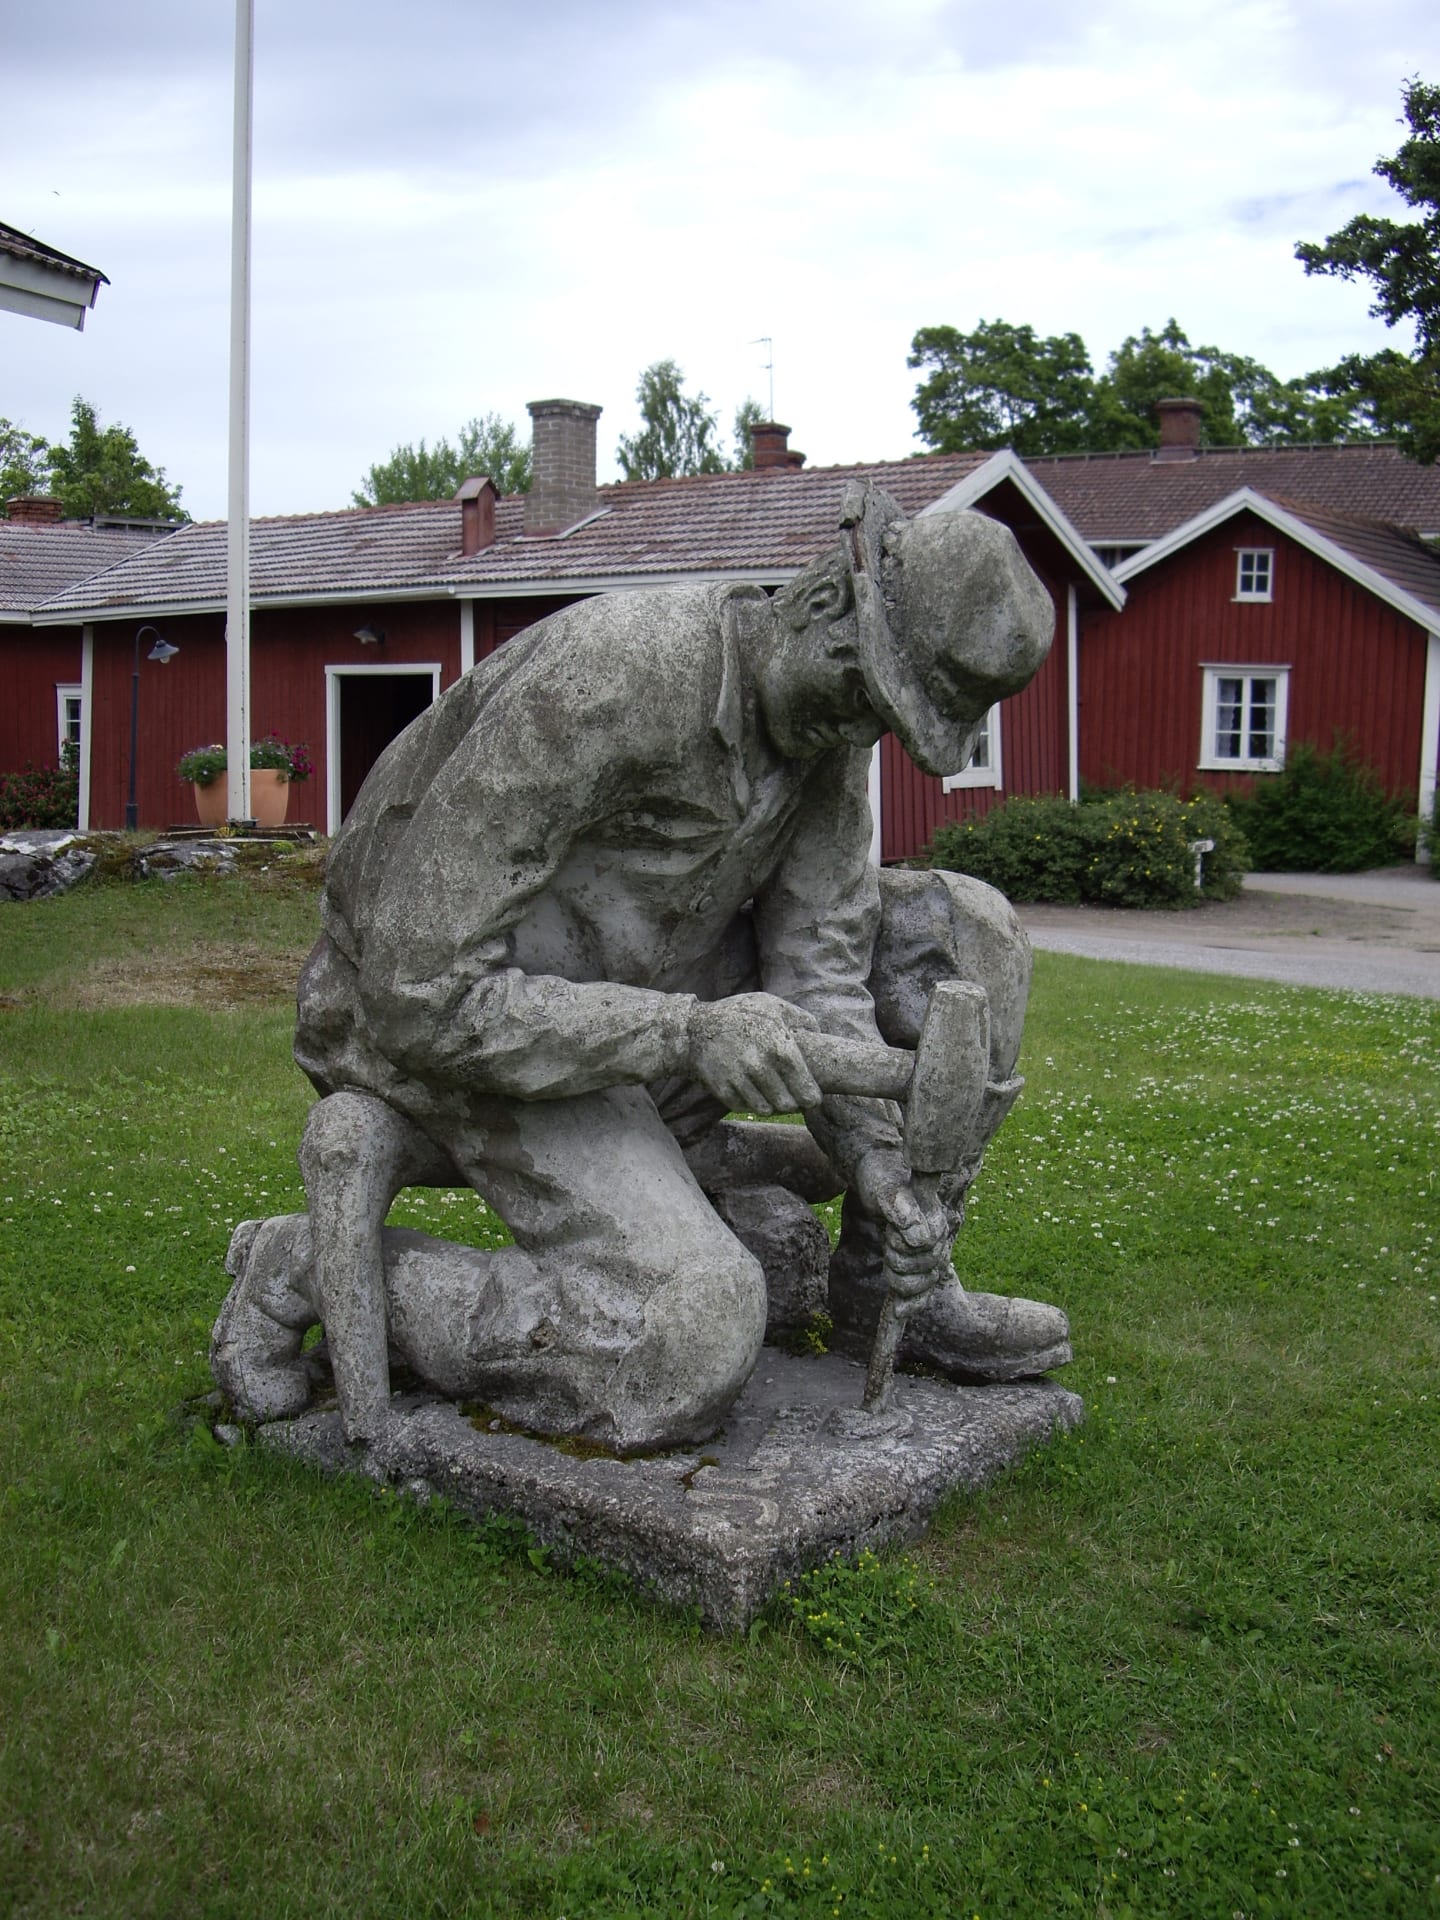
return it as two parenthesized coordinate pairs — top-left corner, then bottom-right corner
(213, 485), (1071, 1451)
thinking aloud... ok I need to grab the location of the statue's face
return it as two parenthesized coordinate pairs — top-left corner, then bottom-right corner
(758, 547), (885, 758)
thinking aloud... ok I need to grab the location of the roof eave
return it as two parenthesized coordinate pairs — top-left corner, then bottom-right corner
(1113, 487), (1440, 634)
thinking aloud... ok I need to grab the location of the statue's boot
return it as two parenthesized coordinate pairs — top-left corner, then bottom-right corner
(827, 1200), (1071, 1384)
(211, 1215), (321, 1422)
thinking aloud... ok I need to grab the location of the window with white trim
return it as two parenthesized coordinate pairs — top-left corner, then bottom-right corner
(1235, 548), (1273, 601)
(941, 705), (1002, 791)
(56, 684), (82, 759)
(1199, 666), (1288, 772)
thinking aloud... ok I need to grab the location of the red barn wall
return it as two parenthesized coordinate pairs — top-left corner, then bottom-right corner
(83, 594), (585, 829)
(880, 564), (1072, 863)
(1079, 511), (1428, 798)
(1, 626), (82, 771)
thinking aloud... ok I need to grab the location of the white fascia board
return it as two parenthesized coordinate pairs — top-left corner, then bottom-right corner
(0, 253), (101, 329)
(921, 451), (1126, 609)
(1113, 487), (1440, 635)
(447, 568), (792, 599)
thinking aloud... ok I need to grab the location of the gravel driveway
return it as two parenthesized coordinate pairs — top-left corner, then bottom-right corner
(1018, 866), (1440, 999)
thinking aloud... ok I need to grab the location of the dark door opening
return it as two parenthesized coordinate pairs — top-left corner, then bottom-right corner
(338, 672), (434, 821)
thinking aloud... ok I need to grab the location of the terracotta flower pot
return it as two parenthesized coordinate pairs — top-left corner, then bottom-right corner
(192, 779), (228, 827)
(191, 770), (291, 828)
(251, 769), (290, 828)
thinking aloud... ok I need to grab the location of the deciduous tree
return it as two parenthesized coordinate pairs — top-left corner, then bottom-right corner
(908, 320), (1096, 455)
(909, 318), (1368, 455)
(616, 361), (727, 481)
(0, 418), (51, 508)
(45, 398), (185, 521)
(353, 413), (532, 506)
(1296, 76), (1440, 462)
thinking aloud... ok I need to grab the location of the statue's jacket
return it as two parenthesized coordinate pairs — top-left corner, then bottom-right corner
(296, 583), (900, 1168)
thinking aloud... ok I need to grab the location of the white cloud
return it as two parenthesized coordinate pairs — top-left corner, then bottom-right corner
(2, 0), (1432, 517)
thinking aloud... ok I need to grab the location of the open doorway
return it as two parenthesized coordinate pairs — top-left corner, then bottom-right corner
(325, 664), (441, 832)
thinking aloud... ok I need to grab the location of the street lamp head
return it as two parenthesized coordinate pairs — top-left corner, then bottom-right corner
(137, 624), (179, 665)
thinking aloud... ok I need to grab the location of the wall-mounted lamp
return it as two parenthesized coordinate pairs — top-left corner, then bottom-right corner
(126, 625), (179, 830)
(354, 624), (386, 647)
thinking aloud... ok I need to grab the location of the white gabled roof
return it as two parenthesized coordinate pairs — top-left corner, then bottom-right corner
(1112, 487), (1440, 634)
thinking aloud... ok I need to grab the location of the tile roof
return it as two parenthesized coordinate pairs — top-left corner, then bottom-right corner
(36, 452), (993, 618)
(1267, 495), (1440, 628)
(0, 523), (173, 617)
(1022, 443), (1440, 543)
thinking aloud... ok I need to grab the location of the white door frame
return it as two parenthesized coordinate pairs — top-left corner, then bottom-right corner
(324, 661), (441, 835)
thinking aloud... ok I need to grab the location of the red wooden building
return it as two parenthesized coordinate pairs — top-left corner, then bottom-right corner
(1, 501), (171, 781)
(1081, 489), (1440, 830)
(15, 392), (1440, 862)
(23, 405), (1113, 860)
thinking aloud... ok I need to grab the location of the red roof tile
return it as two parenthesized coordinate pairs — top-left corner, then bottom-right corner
(0, 522), (172, 617)
(36, 453), (994, 618)
(1023, 443), (1440, 543)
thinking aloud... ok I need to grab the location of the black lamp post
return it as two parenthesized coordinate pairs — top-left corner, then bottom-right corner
(125, 625), (180, 831)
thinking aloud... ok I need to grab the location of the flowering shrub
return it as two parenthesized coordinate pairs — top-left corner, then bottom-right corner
(926, 788), (1248, 908)
(177, 735), (312, 786)
(0, 756), (79, 829)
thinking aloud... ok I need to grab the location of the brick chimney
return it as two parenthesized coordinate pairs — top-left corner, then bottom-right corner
(456, 474), (497, 556)
(525, 398), (602, 535)
(1153, 397), (1203, 461)
(749, 421), (805, 471)
(5, 495), (66, 524)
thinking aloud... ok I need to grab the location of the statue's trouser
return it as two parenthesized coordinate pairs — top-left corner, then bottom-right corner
(213, 870), (1059, 1449)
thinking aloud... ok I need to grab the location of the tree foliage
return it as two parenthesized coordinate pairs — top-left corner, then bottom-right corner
(353, 412), (532, 506)
(1296, 77), (1440, 462)
(616, 360), (728, 481)
(1, 399), (185, 521)
(45, 398), (185, 521)
(909, 320), (1096, 455)
(731, 396), (765, 471)
(909, 318), (1368, 457)
(0, 418), (51, 506)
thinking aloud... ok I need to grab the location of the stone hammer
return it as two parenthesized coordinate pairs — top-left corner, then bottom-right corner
(797, 980), (1002, 1414)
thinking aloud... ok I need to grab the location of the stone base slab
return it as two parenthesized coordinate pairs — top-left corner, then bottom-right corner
(252, 1351), (1083, 1631)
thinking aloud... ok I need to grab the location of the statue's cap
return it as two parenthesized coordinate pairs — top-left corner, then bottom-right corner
(840, 482), (1054, 778)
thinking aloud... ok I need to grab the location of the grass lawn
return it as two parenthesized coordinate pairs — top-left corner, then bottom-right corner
(0, 870), (1436, 1918)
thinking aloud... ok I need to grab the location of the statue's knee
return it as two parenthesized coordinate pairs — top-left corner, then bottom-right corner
(623, 1240), (766, 1447)
(873, 866), (1032, 1074)
(300, 1090), (405, 1186)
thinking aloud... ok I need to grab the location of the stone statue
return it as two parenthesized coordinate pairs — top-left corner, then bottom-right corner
(213, 484), (1071, 1454)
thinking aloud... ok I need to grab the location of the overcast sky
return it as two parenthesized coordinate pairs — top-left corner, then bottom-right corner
(3, 1), (1433, 522)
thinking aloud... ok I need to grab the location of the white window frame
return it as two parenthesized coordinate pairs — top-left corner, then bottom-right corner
(1199, 664), (1289, 773)
(1234, 548), (1273, 602)
(941, 704), (1002, 792)
(56, 683), (82, 758)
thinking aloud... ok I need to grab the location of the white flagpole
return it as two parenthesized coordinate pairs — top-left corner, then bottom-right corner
(225, 0), (254, 823)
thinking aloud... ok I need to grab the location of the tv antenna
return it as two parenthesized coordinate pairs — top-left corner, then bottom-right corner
(750, 336), (774, 420)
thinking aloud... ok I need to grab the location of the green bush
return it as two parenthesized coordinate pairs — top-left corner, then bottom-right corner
(926, 794), (1090, 903)
(1423, 785), (1440, 881)
(926, 787), (1249, 908)
(0, 756), (79, 830)
(1226, 739), (1415, 872)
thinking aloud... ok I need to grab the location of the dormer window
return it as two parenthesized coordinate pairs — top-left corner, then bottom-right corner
(1235, 548), (1273, 601)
